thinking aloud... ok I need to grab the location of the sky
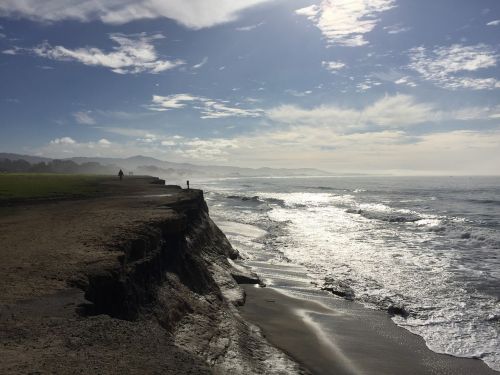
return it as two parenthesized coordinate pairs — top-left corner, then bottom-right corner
(0, 0), (499, 175)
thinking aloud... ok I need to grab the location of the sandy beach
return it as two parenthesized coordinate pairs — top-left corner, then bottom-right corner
(240, 283), (498, 375)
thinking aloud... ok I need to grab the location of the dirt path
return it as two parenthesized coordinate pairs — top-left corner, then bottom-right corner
(0, 177), (181, 303)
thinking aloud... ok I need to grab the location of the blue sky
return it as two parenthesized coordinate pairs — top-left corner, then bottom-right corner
(0, 0), (499, 174)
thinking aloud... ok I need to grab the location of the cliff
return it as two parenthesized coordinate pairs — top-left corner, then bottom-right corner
(0, 177), (305, 374)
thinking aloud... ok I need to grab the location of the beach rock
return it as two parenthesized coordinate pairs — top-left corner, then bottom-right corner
(387, 304), (410, 318)
(229, 260), (262, 285)
(231, 272), (260, 285)
(321, 278), (355, 300)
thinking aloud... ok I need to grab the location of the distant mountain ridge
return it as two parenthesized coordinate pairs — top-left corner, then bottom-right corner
(0, 153), (52, 164)
(0, 153), (331, 177)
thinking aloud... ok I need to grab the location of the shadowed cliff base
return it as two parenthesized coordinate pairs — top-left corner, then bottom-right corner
(0, 176), (306, 374)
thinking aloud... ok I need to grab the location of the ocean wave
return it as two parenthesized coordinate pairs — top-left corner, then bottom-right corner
(345, 207), (422, 223)
(224, 194), (288, 208)
(315, 186), (339, 191)
(467, 198), (500, 205)
(227, 194), (261, 202)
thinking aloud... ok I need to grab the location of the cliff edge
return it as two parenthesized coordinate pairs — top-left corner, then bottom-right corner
(0, 177), (306, 374)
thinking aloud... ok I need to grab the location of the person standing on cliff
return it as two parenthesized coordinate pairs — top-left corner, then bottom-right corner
(118, 169), (124, 180)
(186, 180), (190, 189)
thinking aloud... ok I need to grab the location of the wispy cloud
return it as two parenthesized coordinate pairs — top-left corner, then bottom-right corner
(148, 94), (199, 111)
(175, 138), (238, 160)
(38, 127), (500, 174)
(296, 0), (396, 46)
(408, 44), (499, 90)
(322, 60), (346, 72)
(356, 77), (382, 92)
(267, 94), (436, 130)
(98, 138), (111, 146)
(267, 94), (499, 131)
(285, 89), (313, 97)
(486, 20), (500, 26)
(50, 137), (76, 145)
(14, 33), (184, 74)
(0, 0), (273, 29)
(236, 21), (264, 31)
(192, 57), (208, 69)
(394, 76), (417, 87)
(73, 111), (95, 125)
(383, 24), (411, 34)
(148, 94), (263, 119)
(2, 46), (21, 55)
(42, 133), (237, 162)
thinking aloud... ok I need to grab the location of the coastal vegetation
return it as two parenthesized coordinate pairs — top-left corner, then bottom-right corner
(0, 173), (108, 202)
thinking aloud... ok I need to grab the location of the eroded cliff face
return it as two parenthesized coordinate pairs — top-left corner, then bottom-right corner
(0, 182), (303, 374)
(73, 189), (305, 374)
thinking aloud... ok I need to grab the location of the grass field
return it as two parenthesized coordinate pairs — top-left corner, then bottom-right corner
(0, 173), (109, 202)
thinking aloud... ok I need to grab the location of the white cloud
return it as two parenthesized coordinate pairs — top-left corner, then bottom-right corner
(0, 0), (273, 29)
(98, 138), (111, 146)
(2, 47), (21, 55)
(383, 24), (411, 34)
(149, 94), (199, 110)
(42, 137), (121, 156)
(355, 78), (382, 92)
(267, 94), (436, 130)
(26, 33), (184, 74)
(322, 60), (346, 72)
(285, 89), (313, 97)
(39, 133), (239, 162)
(268, 95), (500, 132)
(148, 94), (263, 119)
(199, 101), (262, 119)
(486, 20), (500, 26)
(160, 140), (176, 146)
(394, 76), (417, 87)
(99, 127), (159, 138)
(408, 44), (499, 90)
(38, 124), (500, 174)
(176, 138), (238, 160)
(73, 111), (96, 125)
(192, 57), (208, 69)
(236, 21), (264, 31)
(50, 137), (76, 145)
(232, 128), (500, 174)
(296, 0), (396, 46)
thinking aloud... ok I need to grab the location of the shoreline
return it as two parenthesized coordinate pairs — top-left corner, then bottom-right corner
(239, 283), (498, 375)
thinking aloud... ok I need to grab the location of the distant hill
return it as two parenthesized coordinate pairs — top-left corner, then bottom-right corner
(0, 153), (52, 164)
(0, 153), (331, 178)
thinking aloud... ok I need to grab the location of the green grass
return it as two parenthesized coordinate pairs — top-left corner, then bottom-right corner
(0, 173), (109, 202)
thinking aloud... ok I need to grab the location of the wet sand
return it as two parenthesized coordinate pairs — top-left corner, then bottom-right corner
(240, 284), (498, 375)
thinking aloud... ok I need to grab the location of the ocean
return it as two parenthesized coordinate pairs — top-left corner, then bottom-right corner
(200, 176), (500, 372)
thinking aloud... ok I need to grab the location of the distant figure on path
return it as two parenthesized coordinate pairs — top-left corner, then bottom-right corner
(186, 180), (190, 190)
(118, 169), (124, 180)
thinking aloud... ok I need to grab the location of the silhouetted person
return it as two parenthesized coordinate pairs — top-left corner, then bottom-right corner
(186, 180), (190, 189)
(118, 169), (124, 180)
